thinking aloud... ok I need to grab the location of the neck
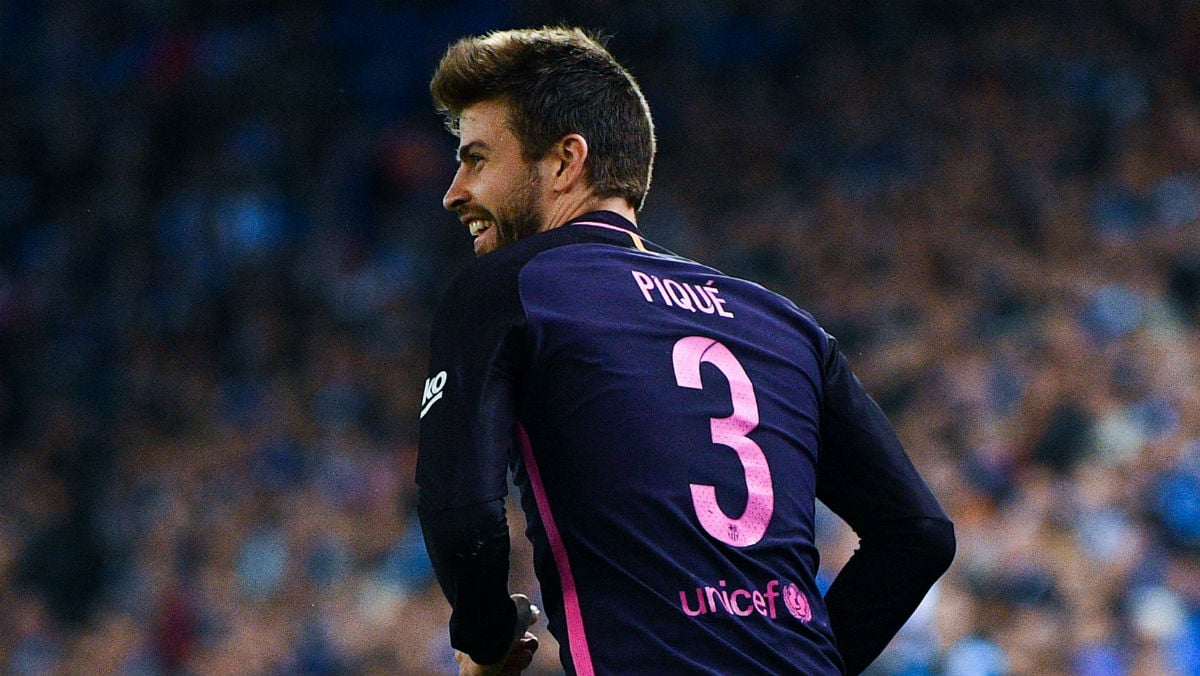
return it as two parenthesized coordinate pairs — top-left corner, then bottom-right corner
(540, 194), (636, 232)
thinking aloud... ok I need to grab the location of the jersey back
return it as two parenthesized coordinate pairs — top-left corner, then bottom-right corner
(509, 223), (843, 674)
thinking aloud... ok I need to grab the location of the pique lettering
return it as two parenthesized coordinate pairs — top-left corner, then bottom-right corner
(630, 270), (734, 318)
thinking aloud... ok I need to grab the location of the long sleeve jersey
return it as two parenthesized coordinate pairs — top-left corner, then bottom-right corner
(417, 210), (955, 675)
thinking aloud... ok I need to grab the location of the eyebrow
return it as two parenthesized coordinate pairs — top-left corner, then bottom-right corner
(456, 141), (491, 162)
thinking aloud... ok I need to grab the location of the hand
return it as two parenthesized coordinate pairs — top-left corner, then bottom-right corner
(455, 594), (541, 676)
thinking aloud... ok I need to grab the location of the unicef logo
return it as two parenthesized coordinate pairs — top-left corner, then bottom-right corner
(676, 578), (813, 623)
(782, 583), (812, 623)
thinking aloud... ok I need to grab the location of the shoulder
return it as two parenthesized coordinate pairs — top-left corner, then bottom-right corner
(727, 272), (835, 353)
(442, 249), (522, 306)
(432, 233), (570, 330)
(433, 259), (521, 341)
(437, 227), (603, 313)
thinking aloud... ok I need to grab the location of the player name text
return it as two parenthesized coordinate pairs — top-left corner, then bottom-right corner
(631, 270), (734, 317)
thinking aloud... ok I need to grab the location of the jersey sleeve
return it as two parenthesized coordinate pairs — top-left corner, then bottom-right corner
(814, 334), (956, 675)
(416, 258), (528, 664)
(417, 262), (525, 511)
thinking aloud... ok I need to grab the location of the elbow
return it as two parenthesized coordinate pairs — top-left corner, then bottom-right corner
(849, 515), (956, 589)
(916, 516), (956, 578)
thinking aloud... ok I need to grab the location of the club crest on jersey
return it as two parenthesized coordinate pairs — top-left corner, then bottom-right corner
(420, 371), (447, 419)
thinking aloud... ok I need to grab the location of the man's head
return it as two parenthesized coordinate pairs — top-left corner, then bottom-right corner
(431, 27), (655, 255)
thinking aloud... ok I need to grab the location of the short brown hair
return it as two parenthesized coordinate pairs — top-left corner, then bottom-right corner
(430, 27), (656, 210)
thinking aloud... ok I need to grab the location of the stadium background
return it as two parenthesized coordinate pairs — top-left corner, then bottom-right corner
(2, 1), (1200, 674)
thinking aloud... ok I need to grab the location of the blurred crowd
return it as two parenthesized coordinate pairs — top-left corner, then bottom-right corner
(2, 0), (1200, 674)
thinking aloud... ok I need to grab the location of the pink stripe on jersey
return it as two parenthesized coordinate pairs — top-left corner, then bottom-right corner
(572, 220), (647, 251)
(515, 423), (595, 676)
(572, 220), (630, 234)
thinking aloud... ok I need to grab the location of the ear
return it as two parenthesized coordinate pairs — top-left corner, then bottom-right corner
(549, 133), (589, 193)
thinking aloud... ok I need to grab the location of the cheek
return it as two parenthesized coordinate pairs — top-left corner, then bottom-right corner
(475, 173), (504, 205)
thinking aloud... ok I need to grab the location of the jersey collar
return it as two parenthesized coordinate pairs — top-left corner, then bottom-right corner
(568, 211), (648, 252)
(568, 210), (643, 236)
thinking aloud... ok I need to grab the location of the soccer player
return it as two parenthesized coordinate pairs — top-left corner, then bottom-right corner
(417, 27), (955, 676)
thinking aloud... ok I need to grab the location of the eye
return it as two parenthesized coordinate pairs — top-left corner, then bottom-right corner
(456, 148), (487, 171)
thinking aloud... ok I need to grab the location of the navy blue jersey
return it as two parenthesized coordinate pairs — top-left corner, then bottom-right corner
(417, 211), (954, 675)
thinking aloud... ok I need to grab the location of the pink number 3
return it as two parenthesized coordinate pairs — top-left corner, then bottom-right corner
(672, 336), (774, 547)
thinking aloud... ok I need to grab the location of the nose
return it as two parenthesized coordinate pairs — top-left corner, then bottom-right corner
(443, 165), (469, 211)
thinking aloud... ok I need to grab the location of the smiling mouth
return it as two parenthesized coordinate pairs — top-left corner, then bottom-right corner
(466, 219), (495, 237)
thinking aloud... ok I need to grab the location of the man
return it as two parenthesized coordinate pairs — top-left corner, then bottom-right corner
(417, 27), (955, 676)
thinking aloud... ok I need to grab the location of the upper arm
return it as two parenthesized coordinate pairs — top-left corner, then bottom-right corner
(417, 261), (528, 512)
(815, 337), (948, 533)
